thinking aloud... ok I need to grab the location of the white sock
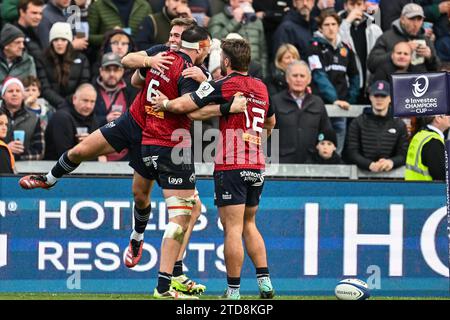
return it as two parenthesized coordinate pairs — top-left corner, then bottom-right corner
(45, 172), (57, 185)
(130, 230), (144, 242)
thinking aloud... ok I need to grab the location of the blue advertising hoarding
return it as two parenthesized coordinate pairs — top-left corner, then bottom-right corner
(0, 176), (448, 297)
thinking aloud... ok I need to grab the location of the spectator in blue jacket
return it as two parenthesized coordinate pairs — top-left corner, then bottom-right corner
(308, 10), (359, 155)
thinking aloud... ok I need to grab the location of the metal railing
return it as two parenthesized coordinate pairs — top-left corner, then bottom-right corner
(14, 161), (406, 180)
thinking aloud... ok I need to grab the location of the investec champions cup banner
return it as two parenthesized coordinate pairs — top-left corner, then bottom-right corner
(391, 72), (449, 117)
(0, 177), (448, 296)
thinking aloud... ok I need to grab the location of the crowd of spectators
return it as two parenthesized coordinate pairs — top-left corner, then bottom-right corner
(0, 0), (448, 177)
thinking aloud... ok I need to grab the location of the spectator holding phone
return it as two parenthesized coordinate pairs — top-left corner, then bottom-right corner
(368, 3), (440, 73)
(0, 109), (15, 174)
(0, 77), (44, 160)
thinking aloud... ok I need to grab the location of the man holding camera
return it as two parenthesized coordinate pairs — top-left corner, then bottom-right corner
(338, 0), (382, 103)
(208, 0), (268, 77)
(368, 3), (439, 74)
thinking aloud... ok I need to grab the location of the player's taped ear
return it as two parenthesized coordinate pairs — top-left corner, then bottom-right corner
(163, 221), (184, 243)
(166, 195), (196, 219)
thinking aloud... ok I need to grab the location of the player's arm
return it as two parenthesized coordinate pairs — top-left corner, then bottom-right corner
(152, 89), (246, 116)
(131, 69), (145, 88)
(263, 100), (276, 137)
(122, 51), (174, 72)
(187, 95), (247, 120)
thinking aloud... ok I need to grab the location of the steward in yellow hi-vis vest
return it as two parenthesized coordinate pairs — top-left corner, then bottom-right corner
(405, 126), (445, 181)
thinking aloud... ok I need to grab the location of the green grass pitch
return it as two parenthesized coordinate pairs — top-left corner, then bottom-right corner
(0, 293), (448, 300)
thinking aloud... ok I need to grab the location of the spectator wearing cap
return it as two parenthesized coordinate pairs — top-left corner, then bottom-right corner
(88, 0), (152, 48)
(0, 23), (37, 84)
(92, 53), (132, 161)
(36, 22), (91, 109)
(368, 3), (440, 74)
(271, 60), (333, 164)
(93, 53), (134, 127)
(344, 80), (409, 172)
(0, 77), (44, 160)
(208, 0), (268, 77)
(306, 127), (343, 164)
(44, 83), (99, 160)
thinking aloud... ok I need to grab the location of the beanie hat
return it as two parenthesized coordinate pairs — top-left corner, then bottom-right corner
(317, 128), (337, 147)
(1, 77), (25, 97)
(49, 22), (73, 43)
(0, 23), (25, 48)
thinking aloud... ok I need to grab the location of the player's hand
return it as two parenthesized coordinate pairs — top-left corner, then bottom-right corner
(229, 93), (247, 113)
(146, 52), (175, 73)
(106, 111), (122, 123)
(150, 90), (169, 112)
(8, 140), (24, 155)
(182, 66), (207, 83)
(334, 100), (350, 110)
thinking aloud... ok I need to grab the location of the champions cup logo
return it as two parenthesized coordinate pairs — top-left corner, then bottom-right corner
(412, 76), (429, 98)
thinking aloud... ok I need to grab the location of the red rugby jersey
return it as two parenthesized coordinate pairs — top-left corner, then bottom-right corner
(129, 51), (199, 147)
(191, 73), (273, 171)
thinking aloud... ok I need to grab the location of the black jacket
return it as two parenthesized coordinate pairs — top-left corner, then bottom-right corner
(13, 22), (44, 62)
(271, 90), (333, 164)
(44, 102), (98, 160)
(367, 19), (440, 73)
(37, 51), (91, 108)
(265, 64), (287, 96)
(272, 9), (314, 60)
(344, 107), (409, 170)
(306, 150), (344, 164)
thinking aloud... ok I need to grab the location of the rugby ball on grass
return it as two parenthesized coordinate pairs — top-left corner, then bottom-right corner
(335, 278), (370, 300)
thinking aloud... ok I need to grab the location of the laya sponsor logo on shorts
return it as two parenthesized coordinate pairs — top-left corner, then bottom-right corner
(168, 177), (183, 185)
(189, 173), (196, 184)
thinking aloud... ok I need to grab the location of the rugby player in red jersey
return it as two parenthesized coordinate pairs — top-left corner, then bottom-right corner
(151, 38), (276, 300)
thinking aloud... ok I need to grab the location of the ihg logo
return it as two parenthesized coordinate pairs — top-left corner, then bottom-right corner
(412, 75), (429, 98)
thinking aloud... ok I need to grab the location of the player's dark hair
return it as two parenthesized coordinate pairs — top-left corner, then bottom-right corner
(181, 25), (211, 43)
(221, 39), (251, 72)
(18, 0), (45, 14)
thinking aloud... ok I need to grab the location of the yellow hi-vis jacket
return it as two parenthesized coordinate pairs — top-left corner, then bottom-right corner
(405, 129), (444, 181)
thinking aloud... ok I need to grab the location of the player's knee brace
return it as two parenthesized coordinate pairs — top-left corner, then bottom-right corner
(166, 195), (196, 219)
(163, 221), (184, 243)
